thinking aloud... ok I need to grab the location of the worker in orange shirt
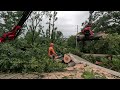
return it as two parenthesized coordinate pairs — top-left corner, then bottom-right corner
(48, 43), (58, 60)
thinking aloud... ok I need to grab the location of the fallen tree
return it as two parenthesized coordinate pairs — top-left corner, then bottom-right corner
(68, 53), (120, 78)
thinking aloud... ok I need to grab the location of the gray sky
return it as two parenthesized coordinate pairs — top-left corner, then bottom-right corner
(27, 11), (89, 38)
(42, 11), (89, 38)
(53, 11), (89, 38)
(0, 11), (89, 38)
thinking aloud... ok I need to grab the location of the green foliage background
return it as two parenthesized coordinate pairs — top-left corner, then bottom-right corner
(0, 11), (120, 74)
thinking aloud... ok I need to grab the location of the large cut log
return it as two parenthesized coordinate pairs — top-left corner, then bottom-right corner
(63, 54), (72, 64)
(68, 53), (120, 78)
(84, 54), (120, 57)
(84, 54), (110, 57)
(84, 54), (120, 60)
(77, 32), (108, 41)
(95, 32), (108, 38)
(84, 54), (112, 60)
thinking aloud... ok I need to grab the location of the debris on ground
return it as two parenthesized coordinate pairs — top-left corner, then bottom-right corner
(0, 54), (120, 79)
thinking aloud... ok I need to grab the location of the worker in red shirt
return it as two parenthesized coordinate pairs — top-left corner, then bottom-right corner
(48, 43), (58, 60)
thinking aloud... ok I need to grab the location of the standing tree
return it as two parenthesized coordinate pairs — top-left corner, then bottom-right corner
(24, 11), (46, 46)
(55, 30), (64, 45)
(67, 35), (76, 48)
(0, 11), (23, 36)
(51, 11), (58, 42)
(56, 31), (63, 39)
(92, 11), (120, 34)
(46, 11), (52, 39)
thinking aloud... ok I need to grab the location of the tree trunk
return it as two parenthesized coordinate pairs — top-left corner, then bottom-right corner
(63, 54), (72, 64)
(77, 33), (108, 41)
(68, 53), (120, 78)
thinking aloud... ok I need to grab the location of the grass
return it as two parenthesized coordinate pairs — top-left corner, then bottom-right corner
(81, 70), (107, 79)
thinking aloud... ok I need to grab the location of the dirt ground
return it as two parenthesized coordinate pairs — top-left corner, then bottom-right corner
(0, 63), (119, 79)
(0, 54), (119, 79)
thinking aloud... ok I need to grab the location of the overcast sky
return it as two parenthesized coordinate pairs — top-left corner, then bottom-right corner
(44, 11), (89, 38)
(1, 11), (90, 38)
(0, 11), (89, 38)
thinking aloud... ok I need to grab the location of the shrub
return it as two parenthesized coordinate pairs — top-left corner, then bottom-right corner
(74, 33), (120, 54)
(0, 42), (67, 73)
(81, 70), (106, 79)
(81, 54), (120, 72)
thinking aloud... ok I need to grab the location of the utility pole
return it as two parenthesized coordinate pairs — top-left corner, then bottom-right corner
(76, 25), (78, 48)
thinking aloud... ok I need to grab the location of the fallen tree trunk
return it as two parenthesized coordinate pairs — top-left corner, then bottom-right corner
(84, 54), (110, 57)
(77, 32), (108, 41)
(84, 54), (112, 60)
(68, 53), (120, 78)
(84, 54), (120, 60)
(63, 54), (72, 64)
(84, 54), (120, 57)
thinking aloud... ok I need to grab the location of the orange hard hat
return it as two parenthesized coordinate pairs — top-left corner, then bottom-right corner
(50, 43), (54, 46)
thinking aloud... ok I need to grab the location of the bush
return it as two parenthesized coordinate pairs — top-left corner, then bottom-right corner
(75, 33), (120, 54)
(0, 42), (67, 73)
(81, 54), (120, 72)
(67, 35), (76, 48)
(81, 70), (106, 79)
(92, 33), (120, 54)
(43, 58), (67, 72)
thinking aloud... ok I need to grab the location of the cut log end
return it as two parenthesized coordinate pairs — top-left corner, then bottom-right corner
(63, 54), (72, 64)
